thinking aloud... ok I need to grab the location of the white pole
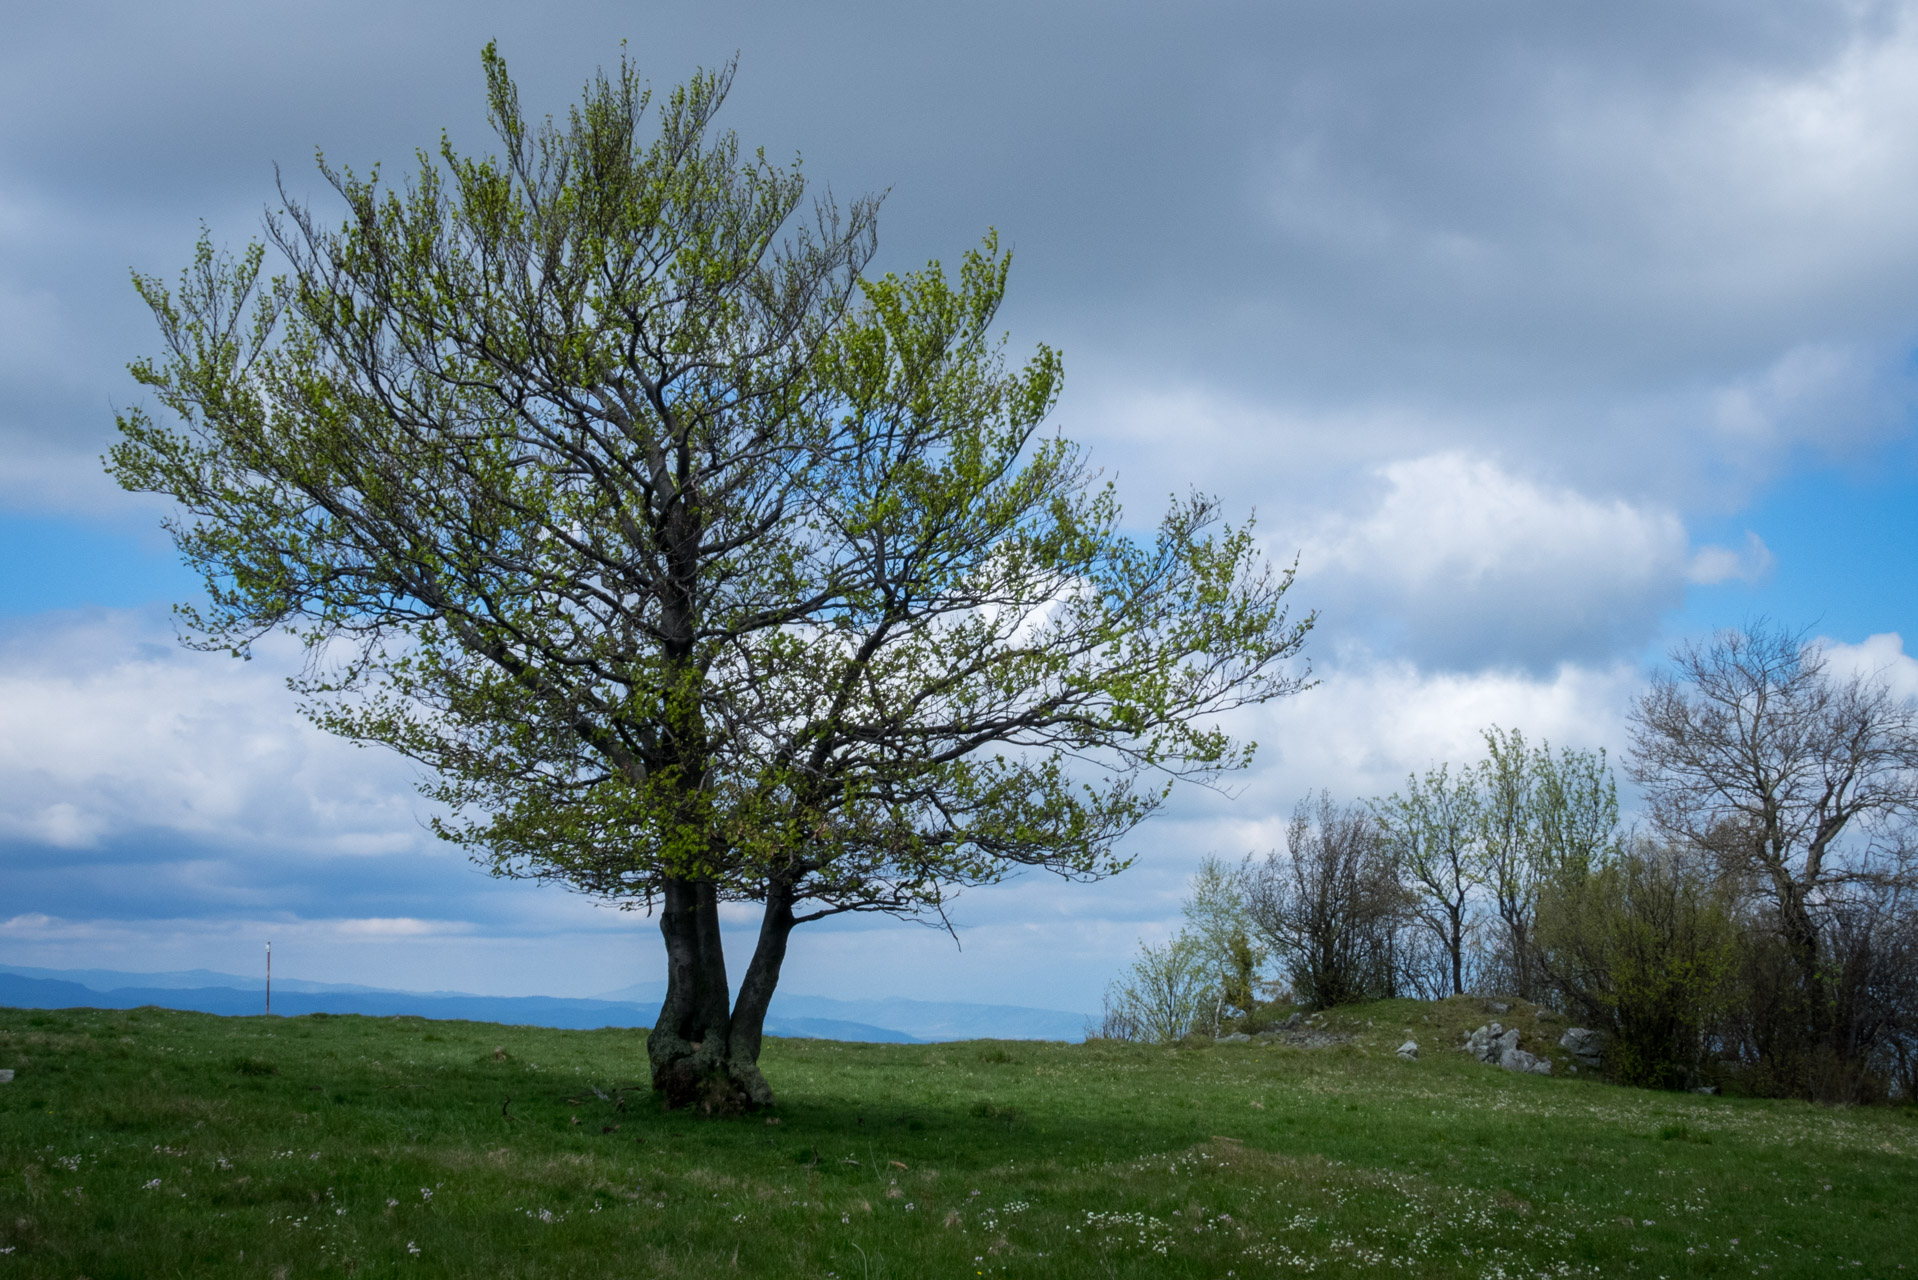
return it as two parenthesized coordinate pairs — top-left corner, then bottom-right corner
(266, 941), (272, 1017)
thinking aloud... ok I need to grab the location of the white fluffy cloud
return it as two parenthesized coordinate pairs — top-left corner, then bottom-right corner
(1820, 630), (1918, 701)
(0, 609), (428, 853)
(1277, 453), (1762, 669)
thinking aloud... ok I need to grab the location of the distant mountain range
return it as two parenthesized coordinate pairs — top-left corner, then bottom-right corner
(0, 964), (1088, 1043)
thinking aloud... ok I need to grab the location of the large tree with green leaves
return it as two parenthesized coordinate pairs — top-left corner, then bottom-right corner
(109, 48), (1313, 1110)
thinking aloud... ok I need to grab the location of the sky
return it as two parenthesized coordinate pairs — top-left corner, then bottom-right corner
(4, 0), (1918, 1013)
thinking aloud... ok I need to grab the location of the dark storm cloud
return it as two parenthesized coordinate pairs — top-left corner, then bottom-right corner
(5, 0), (1915, 659)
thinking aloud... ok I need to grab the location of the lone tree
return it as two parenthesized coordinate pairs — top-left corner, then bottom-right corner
(109, 48), (1313, 1110)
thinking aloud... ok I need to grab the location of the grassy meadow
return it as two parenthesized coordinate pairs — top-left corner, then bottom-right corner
(0, 995), (1910, 1278)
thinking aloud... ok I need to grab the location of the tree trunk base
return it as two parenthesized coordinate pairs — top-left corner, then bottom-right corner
(648, 1036), (775, 1115)
(648, 876), (792, 1114)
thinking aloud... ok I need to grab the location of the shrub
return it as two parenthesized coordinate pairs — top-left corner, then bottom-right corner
(1536, 842), (1736, 1089)
(1096, 931), (1217, 1042)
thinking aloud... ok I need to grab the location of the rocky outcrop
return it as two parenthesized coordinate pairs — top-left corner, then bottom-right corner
(1499, 1046), (1551, 1074)
(1464, 1021), (1551, 1074)
(1465, 1023), (1517, 1063)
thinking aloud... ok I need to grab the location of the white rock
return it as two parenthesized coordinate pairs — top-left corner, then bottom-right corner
(1397, 1040), (1419, 1060)
(0, 1069), (12, 1083)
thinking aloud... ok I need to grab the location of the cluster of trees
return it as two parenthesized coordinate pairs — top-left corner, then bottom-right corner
(1100, 624), (1918, 1103)
(112, 49), (1312, 1112)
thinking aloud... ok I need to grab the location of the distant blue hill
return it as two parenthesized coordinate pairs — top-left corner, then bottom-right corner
(0, 962), (393, 995)
(595, 983), (1088, 1043)
(0, 965), (1085, 1043)
(0, 971), (656, 1029)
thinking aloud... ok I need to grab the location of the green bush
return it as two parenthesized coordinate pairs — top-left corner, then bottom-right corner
(1537, 843), (1737, 1089)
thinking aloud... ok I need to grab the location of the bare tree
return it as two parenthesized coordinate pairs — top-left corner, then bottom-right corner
(1247, 793), (1405, 1009)
(1630, 622), (1918, 1091)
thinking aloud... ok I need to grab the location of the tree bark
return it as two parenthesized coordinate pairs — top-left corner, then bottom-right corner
(723, 879), (797, 1107)
(648, 877), (747, 1112)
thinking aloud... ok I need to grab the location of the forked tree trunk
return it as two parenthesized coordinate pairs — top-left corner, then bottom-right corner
(647, 877), (797, 1113)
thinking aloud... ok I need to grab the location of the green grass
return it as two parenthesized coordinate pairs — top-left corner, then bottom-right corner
(0, 996), (1911, 1277)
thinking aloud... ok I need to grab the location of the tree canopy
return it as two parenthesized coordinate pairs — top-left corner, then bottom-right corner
(110, 46), (1314, 1109)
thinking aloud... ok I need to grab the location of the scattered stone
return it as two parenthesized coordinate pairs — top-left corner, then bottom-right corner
(1397, 1040), (1419, 1061)
(1215, 1032), (1252, 1044)
(0, 1070), (11, 1084)
(1485, 1000), (1511, 1015)
(1559, 1027), (1604, 1069)
(1281, 1011), (1303, 1031)
(1692, 1085), (1718, 1096)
